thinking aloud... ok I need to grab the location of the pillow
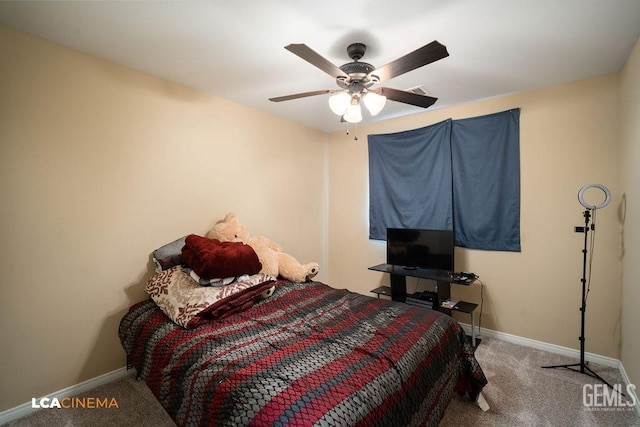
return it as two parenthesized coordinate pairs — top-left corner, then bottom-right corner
(146, 266), (275, 328)
(152, 235), (187, 272)
(181, 234), (262, 280)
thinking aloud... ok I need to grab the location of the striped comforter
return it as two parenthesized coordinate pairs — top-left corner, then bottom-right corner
(119, 281), (486, 426)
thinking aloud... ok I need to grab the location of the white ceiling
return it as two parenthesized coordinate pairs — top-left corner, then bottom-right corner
(1, 1), (639, 133)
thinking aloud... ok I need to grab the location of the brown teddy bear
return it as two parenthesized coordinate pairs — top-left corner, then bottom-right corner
(206, 213), (319, 283)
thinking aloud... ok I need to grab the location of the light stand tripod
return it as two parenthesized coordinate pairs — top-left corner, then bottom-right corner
(542, 206), (622, 395)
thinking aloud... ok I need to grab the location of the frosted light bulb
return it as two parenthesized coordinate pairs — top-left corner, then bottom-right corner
(363, 92), (387, 116)
(343, 104), (362, 123)
(328, 92), (350, 116)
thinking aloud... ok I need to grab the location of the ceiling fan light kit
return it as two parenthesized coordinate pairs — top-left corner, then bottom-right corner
(328, 91), (386, 123)
(269, 40), (449, 125)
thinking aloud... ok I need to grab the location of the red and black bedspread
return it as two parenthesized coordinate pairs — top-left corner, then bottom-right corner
(119, 281), (486, 426)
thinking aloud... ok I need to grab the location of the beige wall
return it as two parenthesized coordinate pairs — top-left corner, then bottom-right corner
(0, 26), (327, 411)
(327, 74), (623, 359)
(620, 38), (640, 390)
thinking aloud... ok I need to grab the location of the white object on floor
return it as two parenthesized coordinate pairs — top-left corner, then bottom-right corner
(476, 392), (490, 412)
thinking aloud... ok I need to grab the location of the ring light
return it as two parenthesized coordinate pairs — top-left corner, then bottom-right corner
(578, 184), (611, 210)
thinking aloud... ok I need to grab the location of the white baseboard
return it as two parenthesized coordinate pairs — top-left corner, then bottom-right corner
(618, 357), (640, 417)
(458, 322), (621, 368)
(0, 366), (134, 425)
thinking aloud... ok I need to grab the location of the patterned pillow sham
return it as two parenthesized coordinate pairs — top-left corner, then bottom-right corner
(146, 266), (276, 328)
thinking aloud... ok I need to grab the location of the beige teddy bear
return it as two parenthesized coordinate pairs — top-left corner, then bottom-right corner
(206, 213), (319, 283)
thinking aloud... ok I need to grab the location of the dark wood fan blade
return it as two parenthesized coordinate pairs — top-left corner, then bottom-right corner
(269, 89), (337, 102)
(369, 41), (449, 83)
(285, 44), (349, 79)
(377, 87), (438, 108)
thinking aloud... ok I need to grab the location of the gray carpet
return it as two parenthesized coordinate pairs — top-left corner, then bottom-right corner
(5, 337), (639, 426)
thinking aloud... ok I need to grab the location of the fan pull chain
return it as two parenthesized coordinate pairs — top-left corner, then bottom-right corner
(345, 122), (358, 141)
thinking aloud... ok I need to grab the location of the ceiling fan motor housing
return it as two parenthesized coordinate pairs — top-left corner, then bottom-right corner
(337, 43), (379, 88)
(338, 62), (377, 86)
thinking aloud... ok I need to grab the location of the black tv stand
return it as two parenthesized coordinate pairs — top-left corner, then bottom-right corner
(368, 263), (479, 346)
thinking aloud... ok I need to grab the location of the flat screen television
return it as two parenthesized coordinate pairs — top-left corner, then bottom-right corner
(386, 228), (454, 272)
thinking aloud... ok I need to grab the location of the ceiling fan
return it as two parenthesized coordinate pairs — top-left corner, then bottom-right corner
(269, 41), (449, 123)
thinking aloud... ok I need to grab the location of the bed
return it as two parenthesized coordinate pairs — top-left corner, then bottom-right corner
(119, 266), (487, 426)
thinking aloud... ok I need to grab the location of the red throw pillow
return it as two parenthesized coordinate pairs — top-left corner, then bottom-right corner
(181, 234), (262, 279)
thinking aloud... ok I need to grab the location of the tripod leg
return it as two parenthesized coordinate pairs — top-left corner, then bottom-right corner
(582, 365), (626, 397)
(541, 362), (625, 396)
(542, 363), (581, 370)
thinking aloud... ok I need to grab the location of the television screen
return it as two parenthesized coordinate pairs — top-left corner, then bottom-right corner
(386, 228), (454, 272)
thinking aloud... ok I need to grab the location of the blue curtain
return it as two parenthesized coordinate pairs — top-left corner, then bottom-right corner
(368, 119), (452, 240)
(452, 109), (520, 251)
(368, 109), (520, 252)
